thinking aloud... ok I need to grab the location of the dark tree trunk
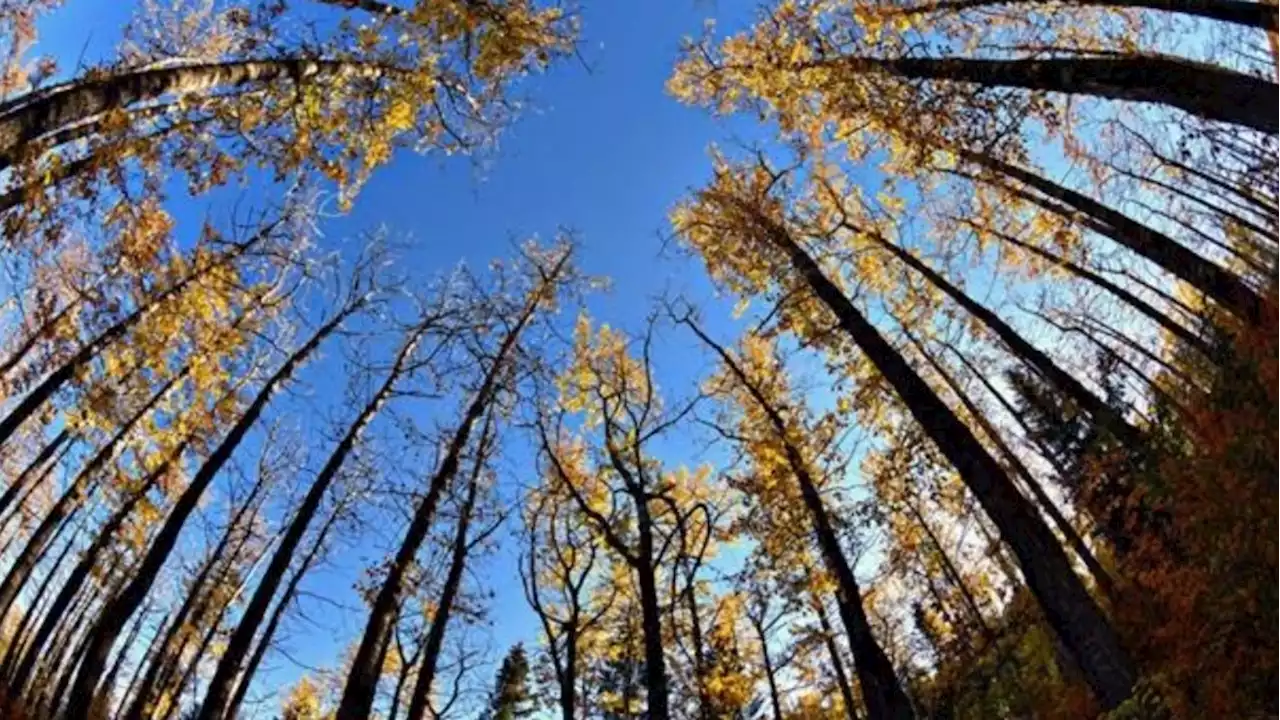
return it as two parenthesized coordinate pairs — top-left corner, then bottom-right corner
(751, 615), (785, 720)
(6, 449), (182, 699)
(63, 302), (360, 720)
(965, 151), (1264, 323)
(0, 428), (69, 521)
(403, 471), (482, 720)
(979, 224), (1213, 358)
(196, 325), (428, 720)
(683, 319), (915, 720)
(336, 252), (567, 720)
(125, 469), (268, 720)
(631, 497), (672, 720)
(863, 227), (1144, 448)
(839, 54), (1279, 133)
(750, 212), (1136, 709)
(814, 599), (860, 720)
(0, 299), (81, 380)
(0, 371), (184, 621)
(0, 237), (255, 452)
(904, 329), (1117, 597)
(894, 0), (1278, 31)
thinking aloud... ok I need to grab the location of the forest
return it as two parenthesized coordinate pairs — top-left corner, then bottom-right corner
(0, 0), (1273, 718)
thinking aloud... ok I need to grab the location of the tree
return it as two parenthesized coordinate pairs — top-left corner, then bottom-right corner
(481, 644), (535, 720)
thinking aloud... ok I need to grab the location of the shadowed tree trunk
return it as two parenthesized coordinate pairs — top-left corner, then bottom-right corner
(0, 428), (69, 521)
(682, 318), (915, 720)
(723, 201), (1136, 709)
(892, 0), (1278, 31)
(0, 370), (186, 622)
(826, 54), (1278, 132)
(403, 447), (486, 720)
(63, 299), (364, 720)
(962, 151), (1264, 323)
(196, 321), (433, 720)
(336, 251), (568, 720)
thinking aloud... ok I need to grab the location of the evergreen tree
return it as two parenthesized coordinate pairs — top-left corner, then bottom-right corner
(482, 644), (535, 720)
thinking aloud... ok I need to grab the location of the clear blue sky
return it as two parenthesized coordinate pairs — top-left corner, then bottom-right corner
(37, 0), (770, 711)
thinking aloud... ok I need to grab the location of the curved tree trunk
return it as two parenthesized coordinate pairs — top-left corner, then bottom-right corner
(963, 151), (1264, 323)
(836, 54), (1279, 133)
(5, 448), (183, 699)
(683, 319), (915, 720)
(0, 428), (69, 521)
(904, 328), (1118, 598)
(196, 324), (429, 720)
(0, 370), (185, 622)
(336, 251), (568, 720)
(0, 58), (391, 167)
(892, 0), (1278, 31)
(403, 468), (482, 720)
(63, 301), (361, 720)
(743, 209), (1137, 709)
(862, 226), (1145, 448)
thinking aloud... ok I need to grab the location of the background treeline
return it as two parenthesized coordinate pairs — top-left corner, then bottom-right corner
(0, 1), (1273, 719)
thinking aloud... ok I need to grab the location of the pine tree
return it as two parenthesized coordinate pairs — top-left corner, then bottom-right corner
(481, 644), (534, 720)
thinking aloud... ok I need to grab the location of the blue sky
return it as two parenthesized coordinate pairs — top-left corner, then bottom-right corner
(36, 0), (775, 710)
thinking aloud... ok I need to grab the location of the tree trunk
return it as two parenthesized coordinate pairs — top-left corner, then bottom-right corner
(0, 58), (392, 167)
(977, 223), (1213, 358)
(838, 54), (1279, 133)
(751, 615), (785, 720)
(904, 329), (1117, 598)
(683, 319), (915, 720)
(335, 252), (567, 720)
(2, 513), (86, 677)
(893, 0), (1278, 31)
(814, 599), (860, 720)
(631, 496), (672, 720)
(0, 428), (69, 521)
(0, 370), (184, 622)
(195, 324), (428, 720)
(5, 448), (183, 699)
(754, 213), (1136, 709)
(63, 302), (361, 720)
(0, 299), (81, 381)
(403, 470), (482, 720)
(964, 151), (1264, 323)
(863, 226), (1144, 448)
(0, 237), (255, 452)
(125, 468), (269, 720)
(224, 504), (344, 720)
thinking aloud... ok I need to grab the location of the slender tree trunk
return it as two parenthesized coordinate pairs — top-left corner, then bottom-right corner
(751, 615), (785, 720)
(863, 226), (1144, 448)
(832, 54), (1279, 132)
(64, 302), (361, 720)
(747, 212), (1136, 709)
(0, 428), (69, 520)
(336, 252), (567, 720)
(977, 223), (1213, 357)
(6, 448), (183, 699)
(1, 514), (86, 680)
(683, 319), (914, 720)
(0, 237), (256, 452)
(631, 497), (672, 720)
(196, 324), (429, 720)
(0, 371), (184, 622)
(904, 329), (1117, 597)
(223, 502), (343, 720)
(964, 151), (1264, 323)
(126, 472), (268, 720)
(403, 470), (482, 720)
(814, 599), (860, 720)
(892, 0), (1278, 31)
(0, 299), (81, 381)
